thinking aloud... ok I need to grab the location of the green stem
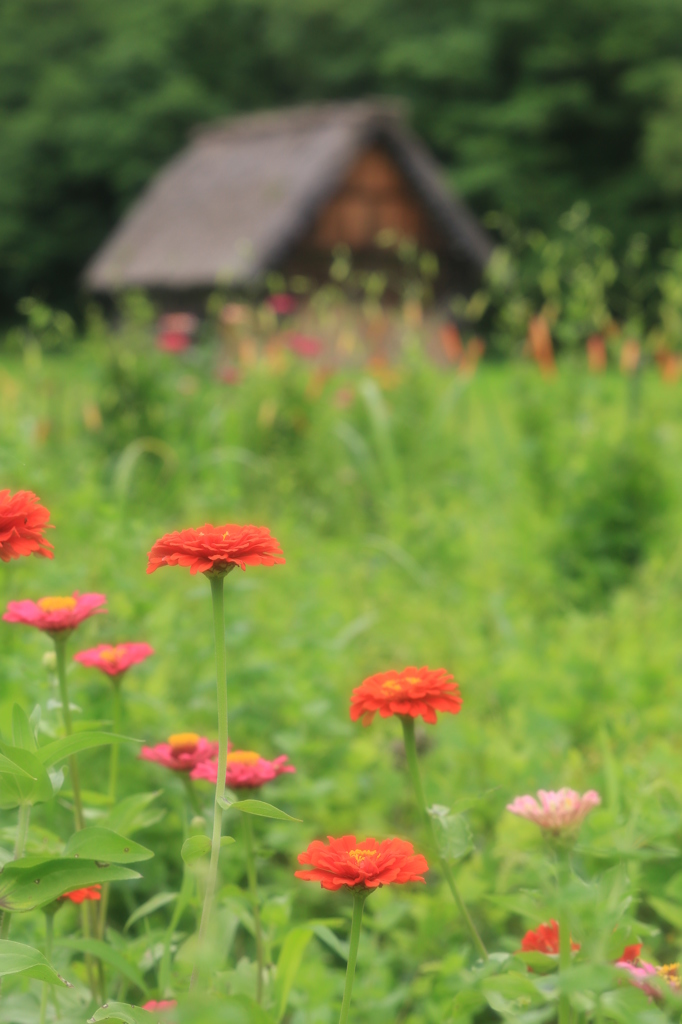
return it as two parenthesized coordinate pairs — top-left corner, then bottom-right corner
(400, 716), (488, 960)
(190, 572), (229, 989)
(0, 803), (32, 939)
(39, 914), (54, 1024)
(242, 813), (265, 1003)
(558, 854), (572, 1024)
(338, 891), (367, 1024)
(159, 867), (193, 996)
(54, 636), (84, 831)
(108, 681), (123, 802)
(182, 774), (203, 817)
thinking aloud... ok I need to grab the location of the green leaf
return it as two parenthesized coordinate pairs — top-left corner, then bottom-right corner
(428, 805), (474, 862)
(103, 791), (164, 835)
(0, 939), (71, 985)
(0, 858), (140, 911)
(37, 732), (134, 767)
(12, 705), (36, 752)
(514, 951), (558, 974)
(63, 827), (153, 864)
(228, 799), (301, 822)
(88, 1005), (156, 1024)
(0, 752), (36, 780)
(275, 925), (314, 1022)
(125, 891), (177, 932)
(62, 937), (147, 995)
(0, 745), (54, 808)
(648, 896), (682, 930)
(181, 835), (211, 864)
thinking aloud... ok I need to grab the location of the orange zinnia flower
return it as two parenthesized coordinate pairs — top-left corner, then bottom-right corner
(0, 489), (53, 562)
(520, 920), (579, 955)
(295, 835), (428, 892)
(60, 885), (101, 904)
(350, 666), (462, 726)
(146, 523), (285, 576)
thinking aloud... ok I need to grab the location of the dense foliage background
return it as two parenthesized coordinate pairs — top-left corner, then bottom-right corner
(3, 0), (682, 316)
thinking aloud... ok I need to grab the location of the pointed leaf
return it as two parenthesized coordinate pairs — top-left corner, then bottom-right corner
(275, 925), (314, 1022)
(89, 1005), (157, 1024)
(125, 891), (177, 932)
(103, 791), (164, 835)
(12, 705), (36, 752)
(0, 858), (140, 911)
(61, 937), (147, 995)
(229, 799), (301, 822)
(0, 752), (36, 780)
(63, 827), (153, 864)
(0, 745), (54, 808)
(181, 835), (211, 864)
(37, 732), (134, 767)
(0, 939), (71, 985)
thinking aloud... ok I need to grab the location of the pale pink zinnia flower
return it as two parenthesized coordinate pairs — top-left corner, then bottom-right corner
(616, 959), (680, 999)
(139, 733), (218, 773)
(74, 642), (154, 679)
(191, 749), (295, 788)
(506, 788), (601, 833)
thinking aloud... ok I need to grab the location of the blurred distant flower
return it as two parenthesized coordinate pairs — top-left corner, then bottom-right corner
(220, 303), (249, 327)
(655, 348), (682, 383)
(586, 334), (607, 372)
(616, 958), (680, 998)
(333, 386), (355, 410)
(461, 336), (486, 375)
(218, 365), (241, 385)
(191, 749), (294, 788)
(140, 733), (218, 773)
(286, 333), (324, 360)
(0, 489), (53, 562)
(350, 666), (462, 727)
(619, 339), (641, 374)
(147, 523), (285, 576)
(60, 885), (101, 904)
(157, 313), (197, 353)
(142, 1001), (177, 1011)
(528, 315), (555, 374)
(296, 835), (428, 892)
(3, 592), (106, 636)
(507, 788), (601, 833)
(520, 920), (579, 955)
(621, 944), (643, 963)
(440, 322), (463, 363)
(268, 293), (297, 316)
(74, 642), (154, 679)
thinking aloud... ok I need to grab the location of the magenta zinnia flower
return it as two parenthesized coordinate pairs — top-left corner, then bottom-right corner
(74, 642), (154, 678)
(3, 593), (107, 635)
(140, 733), (219, 773)
(506, 788), (601, 833)
(191, 749), (295, 788)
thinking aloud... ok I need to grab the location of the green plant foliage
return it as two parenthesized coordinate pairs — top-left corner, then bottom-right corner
(0, 939), (70, 985)
(0, 858), (141, 911)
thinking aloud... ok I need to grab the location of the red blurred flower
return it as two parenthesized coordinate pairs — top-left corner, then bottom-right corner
(350, 666), (462, 726)
(146, 523), (285, 576)
(191, 749), (295, 788)
(286, 333), (324, 360)
(142, 1001), (177, 1011)
(74, 642), (154, 678)
(157, 313), (197, 353)
(520, 920), (580, 955)
(140, 733), (219, 773)
(60, 885), (101, 904)
(295, 835), (428, 892)
(218, 365), (241, 386)
(621, 943), (643, 963)
(268, 293), (297, 316)
(0, 489), (53, 562)
(3, 592), (106, 635)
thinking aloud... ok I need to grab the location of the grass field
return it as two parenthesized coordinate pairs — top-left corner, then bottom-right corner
(2, 330), (682, 1022)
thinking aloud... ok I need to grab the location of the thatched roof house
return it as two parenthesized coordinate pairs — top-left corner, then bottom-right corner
(83, 100), (492, 303)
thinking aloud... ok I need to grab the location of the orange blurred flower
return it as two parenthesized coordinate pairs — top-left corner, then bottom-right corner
(60, 885), (101, 904)
(0, 489), (53, 562)
(440, 323), (463, 363)
(520, 920), (579, 955)
(620, 339), (641, 374)
(350, 666), (462, 726)
(528, 315), (555, 374)
(295, 835), (428, 892)
(146, 523), (284, 576)
(586, 334), (607, 372)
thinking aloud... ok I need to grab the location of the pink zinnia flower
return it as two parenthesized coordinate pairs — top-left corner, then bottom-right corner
(139, 733), (218, 773)
(3, 593), (107, 635)
(74, 642), (154, 678)
(615, 959), (682, 999)
(191, 749), (295, 788)
(268, 293), (297, 316)
(506, 789), (601, 833)
(142, 1001), (177, 1011)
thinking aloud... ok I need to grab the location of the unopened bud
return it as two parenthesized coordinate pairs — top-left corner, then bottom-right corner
(42, 651), (57, 670)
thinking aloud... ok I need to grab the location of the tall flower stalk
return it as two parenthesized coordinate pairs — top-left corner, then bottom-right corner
(54, 635), (84, 831)
(338, 891), (367, 1024)
(401, 716), (487, 960)
(241, 812), (265, 1002)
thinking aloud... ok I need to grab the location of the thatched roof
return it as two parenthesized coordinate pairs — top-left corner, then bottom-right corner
(83, 100), (492, 293)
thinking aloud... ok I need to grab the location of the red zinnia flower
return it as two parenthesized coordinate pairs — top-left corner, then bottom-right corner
(191, 749), (295, 788)
(295, 835), (428, 892)
(140, 733), (219, 773)
(60, 885), (101, 904)
(146, 523), (285, 576)
(142, 1001), (177, 1011)
(349, 666), (462, 726)
(0, 489), (53, 562)
(3, 592), (107, 635)
(621, 943), (643, 963)
(74, 642), (154, 678)
(520, 920), (580, 955)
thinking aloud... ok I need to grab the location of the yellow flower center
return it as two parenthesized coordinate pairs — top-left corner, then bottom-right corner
(381, 680), (402, 693)
(38, 596), (77, 613)
(226, 750), (261, 765)
(99, 646), (124, 662)
(657, 964), (680, 983)
(168, 732), (200, 754)
(348, 848), (378, 864)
